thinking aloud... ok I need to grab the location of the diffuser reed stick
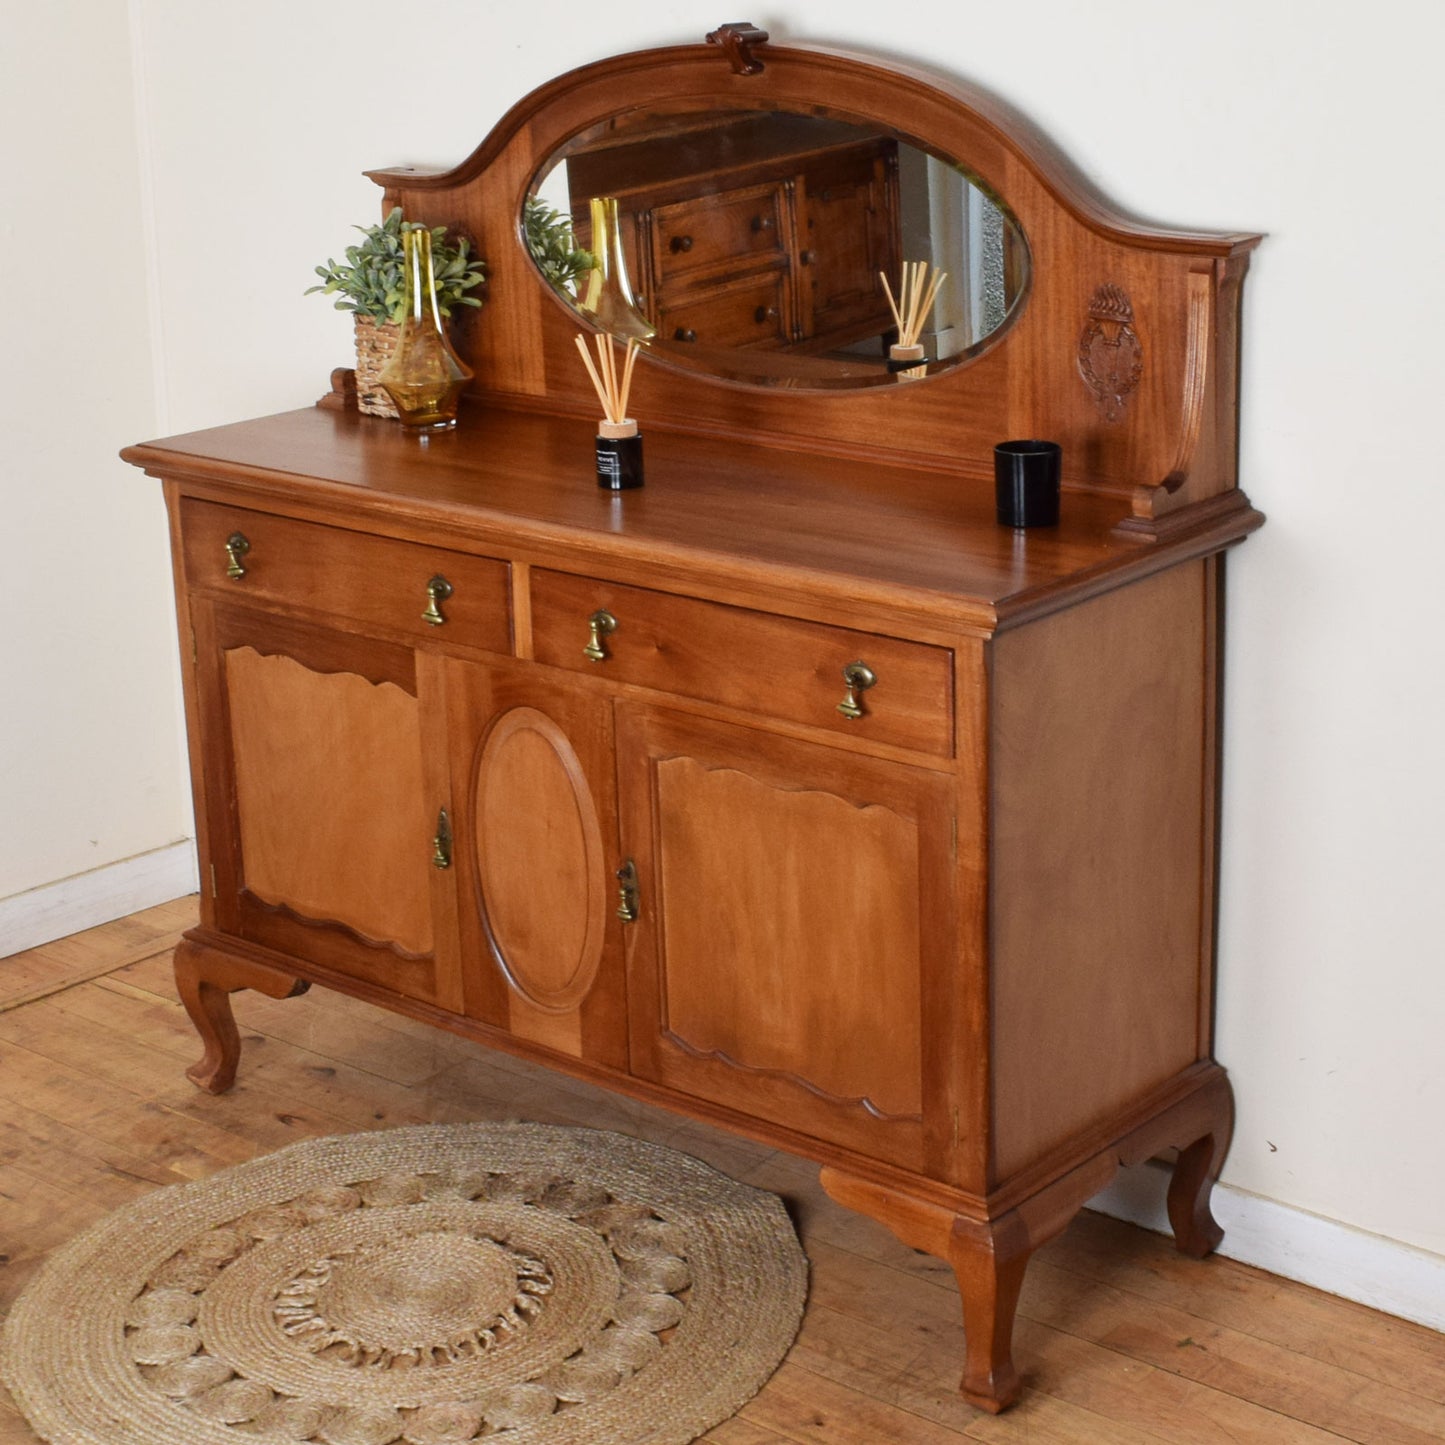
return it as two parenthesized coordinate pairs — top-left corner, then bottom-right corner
(881, 260), (946, 380)
(576, 332), (646, 489)
(880, 261), (947, 349)
(574, 333), (639, 427)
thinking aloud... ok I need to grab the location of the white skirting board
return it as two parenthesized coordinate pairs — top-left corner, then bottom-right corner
(0, 841), (198, 958)
(1089, 1162), (1445, 1333)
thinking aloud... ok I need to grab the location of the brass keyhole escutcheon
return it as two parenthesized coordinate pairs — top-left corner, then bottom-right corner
(837, 660), (877, 720)
(423, 575), (453, 626)
(616, 859), (640, 922)
(224, 532), (251, 580)
(432, 808), (452, 870)
(583, 609), (617, 662)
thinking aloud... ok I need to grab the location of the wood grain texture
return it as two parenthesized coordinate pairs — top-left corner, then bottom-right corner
(532, 567), (954, 756)
(125, 406), (1262, 641)
(173, 933), (310, 1094)
(653, 752), (923, 1118)
(0, 897), (193, 1011)
(226, 646), (434, 956)
(990, 562), (1208, 1182)
(362, 35), (1259, 515)
(116, 31), (1269, 1415)
(444, 659), (629, 1070)
(11, 909), (1440, 1444)
(568, 119), (898, 356)
(192, 608), (461, 1011)
(472, 705), (607, 1015)
(180, 497), (511, 653)
(618, 705), (954, 1169)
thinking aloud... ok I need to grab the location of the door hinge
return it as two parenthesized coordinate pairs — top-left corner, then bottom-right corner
(208, 863), (217, 899)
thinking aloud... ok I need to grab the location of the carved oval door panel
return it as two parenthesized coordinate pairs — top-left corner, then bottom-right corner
(472, 706), (607, 1013)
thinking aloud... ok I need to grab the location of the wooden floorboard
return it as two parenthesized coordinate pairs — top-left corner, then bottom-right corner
(1, 898), (1441, 1443)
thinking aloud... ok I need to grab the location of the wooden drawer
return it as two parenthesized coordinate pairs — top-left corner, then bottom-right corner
(657, 269), (793, 349)
(531, 570), (953, 756)
(651, 183), (787, 283)
(179, 499), (511, 652)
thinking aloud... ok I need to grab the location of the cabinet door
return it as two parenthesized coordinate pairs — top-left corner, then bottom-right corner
(194, 602), (461, 1010)
(617, 706), (954, 1168)
(798, 151), (899, 348)
(444, 661), (628, 1070)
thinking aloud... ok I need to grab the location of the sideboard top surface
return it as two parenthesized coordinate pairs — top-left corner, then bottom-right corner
(125, 404), (1259, 632)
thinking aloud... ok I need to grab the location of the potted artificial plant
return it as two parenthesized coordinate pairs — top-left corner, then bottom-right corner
(523, 196), (596, 295)
(308, 207), (486, 417)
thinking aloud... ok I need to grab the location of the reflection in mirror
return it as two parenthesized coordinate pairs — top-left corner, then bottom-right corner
(526, 110), (1028, 390)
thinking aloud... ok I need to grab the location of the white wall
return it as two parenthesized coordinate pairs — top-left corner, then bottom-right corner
(0, 2), (190, 916)
(10, 0), (1443, 1298)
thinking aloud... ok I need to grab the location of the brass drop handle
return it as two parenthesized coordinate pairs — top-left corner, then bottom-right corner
(224, 532), (251, 580)
(799, 249), (817, 266)
(432, 808), (452, 870)
(670, 235), (694, 254)
(616, 859), (640, 922)
(583, 609), (617, 662)
(837, 661), (877, 720)
(673, 327), (698, 343)
(754, 305), (778, 324)
(751, 214), (774, 233)
(422, 575), (453, 626)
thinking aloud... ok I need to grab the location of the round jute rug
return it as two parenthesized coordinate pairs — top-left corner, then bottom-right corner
(0, 1122), (807, 1445)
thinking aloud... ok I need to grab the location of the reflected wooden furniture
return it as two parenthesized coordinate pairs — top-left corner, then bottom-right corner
(566, 114), (900, 352)
(123, 25), (1262, 1414)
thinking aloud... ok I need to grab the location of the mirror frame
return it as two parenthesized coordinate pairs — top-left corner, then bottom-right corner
(366, 24), (1261, 527)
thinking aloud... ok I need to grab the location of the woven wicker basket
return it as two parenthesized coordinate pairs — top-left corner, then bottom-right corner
(353, 316), (399, 418)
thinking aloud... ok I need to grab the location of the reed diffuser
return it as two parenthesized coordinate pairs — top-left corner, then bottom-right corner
(574, 332), (643, 489)
(881, 261), (947, 380)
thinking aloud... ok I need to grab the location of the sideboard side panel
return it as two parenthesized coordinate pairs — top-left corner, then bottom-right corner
(990, 562), (1209, 1182)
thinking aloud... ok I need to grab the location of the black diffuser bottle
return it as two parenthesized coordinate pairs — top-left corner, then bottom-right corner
(596, 418), (644, 490)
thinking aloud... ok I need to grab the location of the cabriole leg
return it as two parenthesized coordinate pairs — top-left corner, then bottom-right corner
(818, 1168), (1070, 1414)
(949, 1217), (1033, 1412)
(173, 935), (309, 1094)
(1166, 1077), (1234, 1257)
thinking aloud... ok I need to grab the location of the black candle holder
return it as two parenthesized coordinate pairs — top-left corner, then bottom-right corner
(994, 439), (1061, 527)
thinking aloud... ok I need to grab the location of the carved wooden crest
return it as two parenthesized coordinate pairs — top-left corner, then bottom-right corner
(705, 22), (769, 75)
(1078, 283), (1143, 422)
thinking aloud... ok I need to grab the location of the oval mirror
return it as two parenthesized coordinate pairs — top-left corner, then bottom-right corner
(524, 108), (1030, 390)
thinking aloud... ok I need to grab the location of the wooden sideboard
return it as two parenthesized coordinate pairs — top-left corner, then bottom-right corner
(124, 25), (1263, 1414)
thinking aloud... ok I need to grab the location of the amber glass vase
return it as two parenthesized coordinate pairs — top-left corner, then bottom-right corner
(379, 228), (473, 428)
(579, 197), (655, 341)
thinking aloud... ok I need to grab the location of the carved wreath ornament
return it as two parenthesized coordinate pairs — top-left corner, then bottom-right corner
(1078, 282), (1144, 422)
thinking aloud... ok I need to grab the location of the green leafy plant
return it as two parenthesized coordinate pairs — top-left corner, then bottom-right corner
(307, 207), (486, 324)
(524, 196), (595, 294)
